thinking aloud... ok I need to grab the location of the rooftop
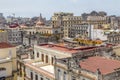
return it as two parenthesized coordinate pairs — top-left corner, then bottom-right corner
(24, 60), (55, 79)
(80, 56), (120, 75)
(39, 43), (96, 54)
(0, 42), (14, 48)
(40, 65), (54, 74)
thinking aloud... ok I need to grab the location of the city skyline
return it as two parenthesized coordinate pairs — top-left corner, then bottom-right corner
(0, 0), (120, 19)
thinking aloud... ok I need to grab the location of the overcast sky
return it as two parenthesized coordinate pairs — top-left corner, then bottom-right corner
(0, 0), (120, 19)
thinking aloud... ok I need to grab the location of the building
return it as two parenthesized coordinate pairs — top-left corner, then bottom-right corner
(90, 29), (107, 41)
(0, 42), (17, 80)
(71, 24), (89, 38)
(35, 13), (62, 41)
(107, 30), (120, 44)
(0, 29), (8, 42)
(86, 15), (108, 25)
(17, 41), (115, 80)
(7, 23), (22, 45)
(52, 12), (109, 38)
(0, 13), (6, 28)
(18, 43), (76, 80)
(55, 56), (120, 80)
(52, 12), (82, 38)
(22, 27), (37, 46)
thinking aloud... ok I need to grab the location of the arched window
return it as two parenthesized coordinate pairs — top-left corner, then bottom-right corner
(41, 54), (44, 62)
(52, 57), (54, 64)
(30, 32), (31, 35)
(46, 55), (48, 63)
(40, 77), (43, 80)
(37, 52), (39, 58)
(35, 74), (38, 80)
(58, 69), (61, 80)
(63, 72), (67, 80)
(30, 72), (33, 80)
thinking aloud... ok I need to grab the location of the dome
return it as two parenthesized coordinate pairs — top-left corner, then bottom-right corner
(36, 21), (45, 26)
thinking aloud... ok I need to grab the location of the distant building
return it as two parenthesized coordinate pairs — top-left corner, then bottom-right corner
(0, 29), (8, 42)
(71, 24), (107, 41)
(107, 31), (120, 44)
(71, 24), (90, 38)
(7, 23), (22, 44)
(52, 11), (109, 38)
(52, 12), (82, 38)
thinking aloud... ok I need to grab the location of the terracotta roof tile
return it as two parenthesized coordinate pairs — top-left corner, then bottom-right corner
(80, 56), (120, 75)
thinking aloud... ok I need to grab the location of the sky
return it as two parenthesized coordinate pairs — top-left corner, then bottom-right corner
(0, 0), (120, 19)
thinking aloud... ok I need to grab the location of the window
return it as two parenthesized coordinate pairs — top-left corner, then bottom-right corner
(30, 32), (31, 35)
(37, 52), (39, 58)
(58, 69), (61, 80)
(35, 74), (38, 80)
(30, 72), (33, 80)
(52, 57), (54, 64)
(40, 77), (43, 80)
(63, 72), (67, 80)
(41, 54), (44, 62)
(46, 55), (48, 63)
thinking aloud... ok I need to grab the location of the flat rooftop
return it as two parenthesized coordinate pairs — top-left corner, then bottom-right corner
(25, 62), (55, 79)
(80, 56), (120, 75)
(40, 65), (54, 74)
(39, 44), (96, 54)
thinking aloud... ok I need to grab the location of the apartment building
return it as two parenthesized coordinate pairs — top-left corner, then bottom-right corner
(52, 12), (109, 38)
(7, 24), (22, 45)
(55, 56), (120, 80)
(17, 41), (116, 80)
(0, 29), (8, 42)
(0, 42), (17, 80)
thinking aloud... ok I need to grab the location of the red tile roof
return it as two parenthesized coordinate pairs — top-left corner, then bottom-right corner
(80, 56), (120, 75)
(0, 42), (14, 48)
(40, 44), (78, 53)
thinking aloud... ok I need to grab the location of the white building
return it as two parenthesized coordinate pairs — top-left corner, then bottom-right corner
(90, 28), (107, 41)
(20, 43), (88, 80)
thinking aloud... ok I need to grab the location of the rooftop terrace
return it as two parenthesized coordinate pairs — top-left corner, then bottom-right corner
(38, 43), (96, 54)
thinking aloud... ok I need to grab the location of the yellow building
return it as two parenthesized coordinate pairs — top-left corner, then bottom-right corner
(0, 42), (17, 80)
(0, 29), (8, 42)
(52, 12), (108, 38)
